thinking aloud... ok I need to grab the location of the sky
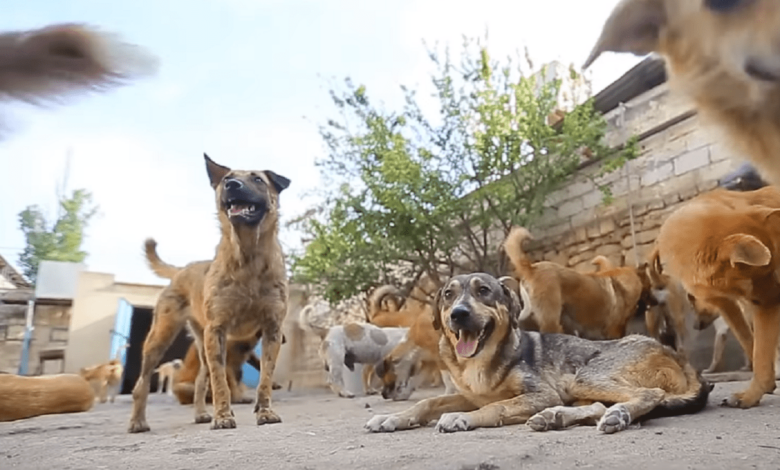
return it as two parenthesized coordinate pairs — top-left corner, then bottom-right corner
(0, 0), (642, 287)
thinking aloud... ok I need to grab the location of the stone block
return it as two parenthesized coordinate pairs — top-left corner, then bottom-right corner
(568, 179), (595, 199)
(709, 142), (737, 163)
(582, 189), (604, 210)
(673, 146), (710, 176)
(641, 162), (674, 187)
(595, 243), (622, 257)
(586, 223), (601, 240)
(559, 198), (584, 218)
(600, 218), (616, 235)
(636, 228), (660, 245)
(624, 243), (654, 266)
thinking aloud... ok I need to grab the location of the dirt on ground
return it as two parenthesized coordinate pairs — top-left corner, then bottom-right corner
(2, 381), (780, 470)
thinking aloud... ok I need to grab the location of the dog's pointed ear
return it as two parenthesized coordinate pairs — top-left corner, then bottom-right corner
(431, 288), (443, 331)
(583, 0), (666, 69)
(264, 170), (291, 194)
(721, 234), (772, 267)
(204, 153), (231, 189)
(498, 276), (522, 328)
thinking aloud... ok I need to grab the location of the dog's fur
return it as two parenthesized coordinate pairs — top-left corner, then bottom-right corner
(503, 227), (652, 340)
(0, 374), (95, 422)
(651, 186), (780, 408)
(367, 285), (419, 328)
(0, 23), (156, 132)
(80, 358), (124, 404)
(154, 359), (182, 396)
(366, 273), (710, 435)
(318, 322), (409, 398)
(586, 0), (780, 187)
(128, 154), (291, 432)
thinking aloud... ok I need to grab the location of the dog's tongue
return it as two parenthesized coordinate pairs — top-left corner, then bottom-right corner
(456, 332), (478, 357)
(228, 204), (253, 216)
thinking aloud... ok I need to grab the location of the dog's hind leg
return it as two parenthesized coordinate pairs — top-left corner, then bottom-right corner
(254, 324), (284, 425)
(189, 325), (212, 424)
(527, 402), (608, 432)
(567, 382), (665, 434)
(128, 292), (188, 433)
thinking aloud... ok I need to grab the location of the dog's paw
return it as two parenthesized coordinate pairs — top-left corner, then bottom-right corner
(435, 412), (472, 433)
(365, 389), (379, 396)
(596, 405), (631, 434)
(256, 408), (282, 425)
(127, 420), (150, 434)
(194, 412), (213, 424)
(338, 390), (356, 399)
(721, 390), (761, 409)
(211, 416), (237, 430)
(365, 414), (404, 432)
(527, 408), (564, 432)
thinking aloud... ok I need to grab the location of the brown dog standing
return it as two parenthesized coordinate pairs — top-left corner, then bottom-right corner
(128, 154), (290, 432)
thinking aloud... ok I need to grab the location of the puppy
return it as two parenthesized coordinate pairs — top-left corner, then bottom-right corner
(586, 0), (780, 186)
(0, 374), (95, 422)
(154, 359), (183, 396)
(503, 226), (652, 340)
(652, 186), (780, 408)
(319, 323), (408, 398)
(128, 154), (291, 433)
(365, 273), (710, 435)
(80, 359), (124, 404)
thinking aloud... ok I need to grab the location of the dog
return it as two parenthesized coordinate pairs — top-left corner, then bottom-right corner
(0, 374), (95, 422)
(154, 359), (183, 396)
(503, 226), (652, 340)
(367, 285), (419, 328)
(651, 186), (780, 408)
(0, 23), (156, 132)
(365, 272), (710, 435)
(128, 154), (290, 433)
(318, 322), (409, 398)
(80, 357), (124, 404)
(585, 0), (780, 187)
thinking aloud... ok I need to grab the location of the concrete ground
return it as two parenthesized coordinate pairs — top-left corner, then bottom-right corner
(2, 382), (780, 470)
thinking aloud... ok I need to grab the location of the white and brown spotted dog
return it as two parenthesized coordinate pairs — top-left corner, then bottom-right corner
(155, 359), (183, 396)
(318, 323), (409, 398)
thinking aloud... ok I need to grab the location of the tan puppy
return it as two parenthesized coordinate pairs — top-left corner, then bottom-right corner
(128, 154), (291, 433)
(80, 358), (124, 404)
(0, 373), (94, 422)
(154, 359), (183, 396)
(503, 227), (652, 340)
(586, 0), (780, 186)
(651, 186), (780, 408)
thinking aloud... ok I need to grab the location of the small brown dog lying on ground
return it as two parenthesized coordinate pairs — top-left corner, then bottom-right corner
(503, 227), (652, 340)
(0, 374), (94, 422)
(80, 358), (124, 404)
(651, 186), (780, 408)
(128, 154), (290, 433)
(366, 272), (710, 434)
(586, 0), (780, 187)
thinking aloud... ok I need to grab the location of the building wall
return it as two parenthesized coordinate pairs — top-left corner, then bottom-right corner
(64, 271), (164, 373)
(0, 298), (70, 374)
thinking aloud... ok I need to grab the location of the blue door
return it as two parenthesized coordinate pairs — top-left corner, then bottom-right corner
(241, 342), (263, 389)
(110, 298), (133, 366)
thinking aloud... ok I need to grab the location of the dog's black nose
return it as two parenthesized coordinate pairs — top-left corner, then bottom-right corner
(450, 305), (470, 325)
(225, 178), (243, 190)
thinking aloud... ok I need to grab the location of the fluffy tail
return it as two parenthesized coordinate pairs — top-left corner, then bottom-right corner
(0, 23), (157, 106)
(638, 365), (712, 422)
(591, 255), (614, 272)
(144, 238), (181, 280)
(503, 226), (535, 279)
(367, 285), (402, 320)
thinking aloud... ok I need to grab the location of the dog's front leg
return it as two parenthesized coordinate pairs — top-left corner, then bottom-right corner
(365, 394), (477, 433)
(255, 325), (283, 425)
(204, 325), (234, 429)
(435, 392), (560, 433)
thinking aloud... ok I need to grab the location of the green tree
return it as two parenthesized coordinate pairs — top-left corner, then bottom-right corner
(17, 188), (99, 284)
(292, 36), (637, 304)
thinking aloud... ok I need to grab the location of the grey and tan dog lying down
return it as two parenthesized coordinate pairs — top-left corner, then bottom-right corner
(318, 323), (409, 398)
(0, 373), (95, 422)
(365, 273), (711, 434)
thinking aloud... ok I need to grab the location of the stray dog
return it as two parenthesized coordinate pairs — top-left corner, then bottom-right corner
(651, 186), (780, 408)
(503, 227), (652, 340)
(128, 154), (290, 433)
(155, 359), (183, 396)
(0, 374), (94, 422)
(0, 23), (156, 133)
(319, 323), (409, 398)
(365, 273), (710, 435)
(585, 0), (780, 186)
(80, 358), (124, 404)
(367, 285), (418, 328)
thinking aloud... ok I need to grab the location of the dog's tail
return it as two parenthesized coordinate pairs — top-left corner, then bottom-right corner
(637, 364), (712, 422)
(591, 255), (614, 272)
(367, 285), (402, 321)
(144, 238), (181, 280)
(0, 24), (157, 107)
(503, 226), (535, 279)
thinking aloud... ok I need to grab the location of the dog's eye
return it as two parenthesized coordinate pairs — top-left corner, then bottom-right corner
(254, 176), (264, 184)
(443, 289), (454, 300)
(704, 0), (742, 12)
(478, 285), (491, 296)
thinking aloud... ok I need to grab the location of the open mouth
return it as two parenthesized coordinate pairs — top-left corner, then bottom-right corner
(225, 199), (264, 220)
(452, 319), (494, 359)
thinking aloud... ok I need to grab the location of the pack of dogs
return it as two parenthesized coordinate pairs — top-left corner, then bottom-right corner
(3, 0), (780, 440)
